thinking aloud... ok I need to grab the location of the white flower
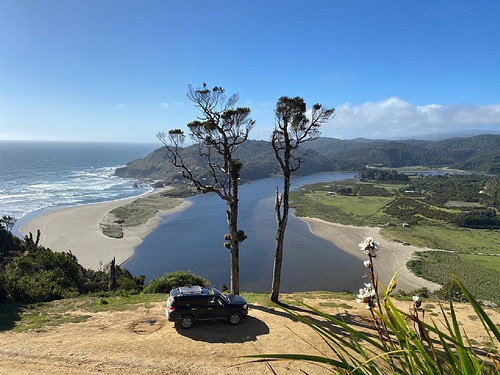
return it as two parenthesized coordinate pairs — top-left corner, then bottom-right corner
(363, 260), (371, 268)
(359, 237), (380, 256)
(356, 283), (377, 309)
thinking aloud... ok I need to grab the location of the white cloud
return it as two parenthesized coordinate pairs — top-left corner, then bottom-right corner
(323, 97), (500, 139)
(114, 104), (126, 110)
(160, 102), (169, 110)
(175, 101), (185, 106)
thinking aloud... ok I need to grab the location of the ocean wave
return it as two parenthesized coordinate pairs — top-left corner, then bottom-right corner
(1, 169), (149, 219)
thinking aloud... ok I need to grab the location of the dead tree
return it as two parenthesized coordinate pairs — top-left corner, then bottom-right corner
(109, 257), (117, 292)
(24, 229), (41, 252)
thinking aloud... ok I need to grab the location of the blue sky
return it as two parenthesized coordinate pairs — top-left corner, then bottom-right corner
(1, 1), (499, 143)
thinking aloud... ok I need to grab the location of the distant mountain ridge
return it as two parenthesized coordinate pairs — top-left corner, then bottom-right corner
(115, 134), (500, 182)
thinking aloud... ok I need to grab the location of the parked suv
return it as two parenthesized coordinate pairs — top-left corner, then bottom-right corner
(165, 286), (248, 329)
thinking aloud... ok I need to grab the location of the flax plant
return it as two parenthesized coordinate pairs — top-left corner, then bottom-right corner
(246, 237), (500, 374)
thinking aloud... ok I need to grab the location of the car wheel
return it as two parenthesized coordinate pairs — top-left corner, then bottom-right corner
(228, 312), (242, 325)
(180, 314), (195, 329)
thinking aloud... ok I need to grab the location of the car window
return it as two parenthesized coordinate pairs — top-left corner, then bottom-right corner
(174, 297), (206, 306)
(189, 297), (206, 306)
(208, 296), (224, 305)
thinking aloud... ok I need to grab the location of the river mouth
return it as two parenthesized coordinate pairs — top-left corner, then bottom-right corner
(124, 172), (366, 293)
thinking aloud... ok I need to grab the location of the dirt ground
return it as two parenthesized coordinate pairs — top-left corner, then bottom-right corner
(0, 297), (498, 375)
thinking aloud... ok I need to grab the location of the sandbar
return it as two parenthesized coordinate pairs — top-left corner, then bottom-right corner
(300, 217), (441, 292)
(20, 190), (190, 270)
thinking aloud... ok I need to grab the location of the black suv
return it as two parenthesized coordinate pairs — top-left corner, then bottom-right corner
(165, 286), (248, 329)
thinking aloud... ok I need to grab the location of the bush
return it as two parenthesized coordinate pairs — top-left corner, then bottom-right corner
(143, 270), (210, 294)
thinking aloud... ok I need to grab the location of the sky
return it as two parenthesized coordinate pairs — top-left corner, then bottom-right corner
(1, 0), (499, 143)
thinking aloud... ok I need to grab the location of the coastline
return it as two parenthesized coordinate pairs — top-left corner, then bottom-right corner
(20, 189), (190, 270)
(300, 217), (441, 292)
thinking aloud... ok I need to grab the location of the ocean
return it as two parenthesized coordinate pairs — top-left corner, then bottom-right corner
(0, 140), (157, 226)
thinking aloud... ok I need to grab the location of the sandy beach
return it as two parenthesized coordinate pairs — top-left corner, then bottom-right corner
(301, 217), (441, 292)
(20, 191), (190, 270)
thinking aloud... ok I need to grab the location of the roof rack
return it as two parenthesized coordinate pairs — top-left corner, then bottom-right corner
(178, 286), (203, 295)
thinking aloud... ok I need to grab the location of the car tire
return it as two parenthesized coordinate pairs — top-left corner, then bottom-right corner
(180, 314), (195, 329)
(228, 312), (242, 325)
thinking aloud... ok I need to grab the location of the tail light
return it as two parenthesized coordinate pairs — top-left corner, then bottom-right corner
(169, 305), (175, 312)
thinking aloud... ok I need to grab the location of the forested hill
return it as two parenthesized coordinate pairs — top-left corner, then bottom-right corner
(115, 134), (500, 182)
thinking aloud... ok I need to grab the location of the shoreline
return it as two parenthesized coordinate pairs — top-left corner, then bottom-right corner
(300, 217), (441, 292)
(20, 189), (190, 270)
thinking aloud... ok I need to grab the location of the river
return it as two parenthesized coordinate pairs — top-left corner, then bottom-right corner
(124, 172), (367, 293)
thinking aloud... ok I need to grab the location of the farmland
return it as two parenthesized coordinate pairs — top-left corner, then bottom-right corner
(290, 171), (500, 304)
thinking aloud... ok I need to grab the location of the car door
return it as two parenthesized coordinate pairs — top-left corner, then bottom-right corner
(205, 296), (227, 320)
(194, 296), (213, 320)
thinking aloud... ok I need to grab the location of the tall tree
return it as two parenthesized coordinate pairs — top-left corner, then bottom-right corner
(157, 84), (254, 295)
(270, 96), (334, 302)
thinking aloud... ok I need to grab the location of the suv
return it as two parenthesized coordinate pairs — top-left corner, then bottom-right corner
(165, 286), (248, 329)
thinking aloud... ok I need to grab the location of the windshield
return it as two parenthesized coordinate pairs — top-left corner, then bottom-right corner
(221, 294), (230, 304)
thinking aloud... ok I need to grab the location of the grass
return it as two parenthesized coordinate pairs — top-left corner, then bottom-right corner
(458, 254), (500, 272)
(246, 276), (500, 374)
(408, 252), (500, 305)
(291, 189), (394, 226)
(0, 293), (166, 332)
(319, 301), (353, 309)
(382, 224), (500, 255)
(0, 291), (360, 332)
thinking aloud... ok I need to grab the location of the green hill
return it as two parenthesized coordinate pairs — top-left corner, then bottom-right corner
(115, 134), (500, 182)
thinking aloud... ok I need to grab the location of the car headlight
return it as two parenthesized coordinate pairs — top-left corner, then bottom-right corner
(243, 304), (248, 309)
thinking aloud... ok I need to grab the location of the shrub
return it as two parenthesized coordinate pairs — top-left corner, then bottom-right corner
(143, 270), (210, 294)
(246, 234), (500, 374)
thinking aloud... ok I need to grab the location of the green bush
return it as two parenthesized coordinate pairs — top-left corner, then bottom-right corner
(143, 270), (210, 294)
(0, 227), (145, 302)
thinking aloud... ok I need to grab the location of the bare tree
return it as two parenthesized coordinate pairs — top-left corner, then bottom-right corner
(157, 84), (254, 295)
(270, 96), (334, 302)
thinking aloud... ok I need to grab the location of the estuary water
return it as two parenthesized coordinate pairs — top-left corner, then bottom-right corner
(124, 172), (366, 293)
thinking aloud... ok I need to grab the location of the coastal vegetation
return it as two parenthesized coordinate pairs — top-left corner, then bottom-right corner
(143, 271), (210, 294)
(0, 225), (144, 303)
(290, 171), (500, 305)
(249, 276), (500, 373)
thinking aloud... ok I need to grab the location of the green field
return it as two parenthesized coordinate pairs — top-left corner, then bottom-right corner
(382, 223), (500, 254)
(291, 176), (500, 302)
(292, 189), (395, 226)
(459, 254), (500, 272)
(408, 251), (500, 305)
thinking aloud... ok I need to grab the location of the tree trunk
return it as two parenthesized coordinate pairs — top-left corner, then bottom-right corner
(109, 257), (117, 292)
(227, 178), (240, 295)
(270, 174), (291, 302)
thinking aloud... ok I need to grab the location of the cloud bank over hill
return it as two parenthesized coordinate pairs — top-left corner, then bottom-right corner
(323, 97), (500, 140)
